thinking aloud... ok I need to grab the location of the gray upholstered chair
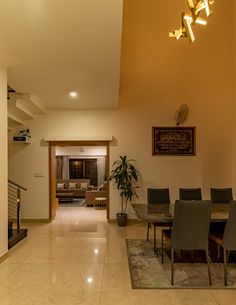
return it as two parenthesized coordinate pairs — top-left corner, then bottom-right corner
(146, 188), (170, 244)
(209, 202), (236, 286)
(179, 188), (202, 200)
(210, 188), (233, 203)
(147, 188), (170, 251)
(162, 200), (212, 285)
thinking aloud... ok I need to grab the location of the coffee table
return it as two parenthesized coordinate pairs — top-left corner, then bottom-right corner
(57, 192), (75, 203)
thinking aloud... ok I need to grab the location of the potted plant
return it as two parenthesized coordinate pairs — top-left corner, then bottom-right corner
(109, 155), (139, 226)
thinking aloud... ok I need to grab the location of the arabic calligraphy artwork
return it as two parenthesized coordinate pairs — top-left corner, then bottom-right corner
(169, 0), (214, 43)
(152, 127), (195, 155)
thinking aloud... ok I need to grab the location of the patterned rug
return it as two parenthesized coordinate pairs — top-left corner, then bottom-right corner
(58, 198), (86, 207)
(126, 239), (236, 289)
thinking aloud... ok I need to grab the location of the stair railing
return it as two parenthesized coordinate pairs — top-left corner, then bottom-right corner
(8, 179), (27, 232)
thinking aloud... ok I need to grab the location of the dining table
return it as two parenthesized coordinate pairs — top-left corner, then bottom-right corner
(132, 201), (231, 252)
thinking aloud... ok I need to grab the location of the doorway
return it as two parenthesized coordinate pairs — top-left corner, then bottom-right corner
(49, 141), (110, 221)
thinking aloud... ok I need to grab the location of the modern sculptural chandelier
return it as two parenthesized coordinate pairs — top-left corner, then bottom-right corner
(169, 0), (214, 43)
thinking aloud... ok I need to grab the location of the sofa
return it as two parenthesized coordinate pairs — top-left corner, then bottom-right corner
(56, 179), (92, 199)
(85, 181), (108, 206)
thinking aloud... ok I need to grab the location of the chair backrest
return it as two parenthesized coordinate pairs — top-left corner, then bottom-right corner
(147, 188), (170, 204)
(223, 202), (236, 250)
(210, 188), (233, 203)
(171, 200), (211, 251)
(179, 188), (202, 200)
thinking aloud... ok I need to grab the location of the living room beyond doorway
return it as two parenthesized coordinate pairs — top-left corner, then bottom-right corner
(49, 141), (110, 221)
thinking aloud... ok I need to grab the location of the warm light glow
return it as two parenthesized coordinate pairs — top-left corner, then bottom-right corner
(87, 277), (93, 283)
(169, 0), (214, 43)
(195, 17), (207, 25)
(94, 249), (99, 254)
(190, 0), (214, 17)
(69, 91), (78, 98)
(183, 13), (195, 43)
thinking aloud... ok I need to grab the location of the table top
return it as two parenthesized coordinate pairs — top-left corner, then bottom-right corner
(94, 197), (107, 201)
(132, 202), (231, 224)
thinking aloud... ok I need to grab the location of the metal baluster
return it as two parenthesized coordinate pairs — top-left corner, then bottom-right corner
(17, 187), (21, 232)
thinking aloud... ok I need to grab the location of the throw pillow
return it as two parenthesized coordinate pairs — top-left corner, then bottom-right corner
(80, 182), (88, 189)
(57, 183), (65, 189)
(69, 182), (77, 189)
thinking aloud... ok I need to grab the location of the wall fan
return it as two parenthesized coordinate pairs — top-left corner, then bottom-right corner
(175, 104), (189, 125)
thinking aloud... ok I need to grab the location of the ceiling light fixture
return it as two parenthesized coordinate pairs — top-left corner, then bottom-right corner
(169, 0), (214, 43)
(69, 91), (78, 98)
(87, 277), (93, 284)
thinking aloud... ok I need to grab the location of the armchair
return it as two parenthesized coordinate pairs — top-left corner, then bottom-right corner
(85, 182), (108, 206)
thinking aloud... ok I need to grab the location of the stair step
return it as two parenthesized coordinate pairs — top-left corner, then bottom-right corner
(8, 221), (13, 238)
(8, 221), (13, 230)
(8, 229), (28, 249)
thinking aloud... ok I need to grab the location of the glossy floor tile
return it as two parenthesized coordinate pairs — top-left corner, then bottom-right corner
(1, 207), (235, 305)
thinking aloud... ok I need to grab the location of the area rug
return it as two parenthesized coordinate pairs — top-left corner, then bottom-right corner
(58, 198), (86, 207)
(126, 239), (236, 289)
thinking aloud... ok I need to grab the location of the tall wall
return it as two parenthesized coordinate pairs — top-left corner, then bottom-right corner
(8, 0), (235, 220)
(0, 67), (8, 257)
(232, 0), (236, 190)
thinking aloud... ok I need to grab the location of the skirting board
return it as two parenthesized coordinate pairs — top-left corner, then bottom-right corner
(0, 252), (9, 264)
(108, 219), (140, 224)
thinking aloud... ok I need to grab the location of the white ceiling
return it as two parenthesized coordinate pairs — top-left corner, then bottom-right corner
(0, 0), (123, 109)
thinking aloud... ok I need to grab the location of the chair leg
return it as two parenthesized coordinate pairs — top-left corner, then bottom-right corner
(146, 223), (150, 241)
(190, 250), (194, 264)
(171, 248), (174, 285)
(161, 231), (164, 264)
(206, 251), (212, 286)
(154, 224), (157, 252)
(223, 248), (228, 286)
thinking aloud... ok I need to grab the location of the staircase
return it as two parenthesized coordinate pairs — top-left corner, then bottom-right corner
(8, 179), (28, 249)
(7, 90), (46, 132)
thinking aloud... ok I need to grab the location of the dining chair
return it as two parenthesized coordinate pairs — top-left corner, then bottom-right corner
(146, 188), (170, 248)
(161, 200), (212, 285)
(210, 188), (233, 203)
(179, 188), (202, 200)
(209, 202), (236, 286)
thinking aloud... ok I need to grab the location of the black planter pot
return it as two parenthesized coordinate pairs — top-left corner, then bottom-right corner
(116, 213), (127, 226)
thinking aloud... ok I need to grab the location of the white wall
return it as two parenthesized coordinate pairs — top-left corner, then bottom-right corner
(55, 146), (107, 156)
(8, 0), (235, 220)
(0, 67), (8, 256)
(8, 128), (49, 220)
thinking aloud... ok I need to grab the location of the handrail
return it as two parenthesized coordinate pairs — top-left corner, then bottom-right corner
(8, 179), (27, 191)
(8, 179), (27, 234)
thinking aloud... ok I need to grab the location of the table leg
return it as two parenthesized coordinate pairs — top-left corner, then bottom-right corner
(154, 224), (157, 252)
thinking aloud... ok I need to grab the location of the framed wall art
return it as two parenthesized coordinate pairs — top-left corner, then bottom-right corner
(152, 127), (195, 156)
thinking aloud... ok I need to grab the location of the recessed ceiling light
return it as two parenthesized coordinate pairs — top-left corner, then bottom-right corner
(69, 91), (78, 98)
(87, 277), (93, 284)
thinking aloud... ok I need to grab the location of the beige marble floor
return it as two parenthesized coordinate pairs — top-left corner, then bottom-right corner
(1, 207), (236, 305)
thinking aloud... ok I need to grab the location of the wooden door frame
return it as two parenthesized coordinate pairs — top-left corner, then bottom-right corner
(49, 140), (110, 221)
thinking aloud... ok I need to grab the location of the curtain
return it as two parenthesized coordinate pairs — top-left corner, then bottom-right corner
(56, 156), (63, 179)
(56, 156), (69, 179)
(97, 156), (105, 186)
(62, 156), (69, 179)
